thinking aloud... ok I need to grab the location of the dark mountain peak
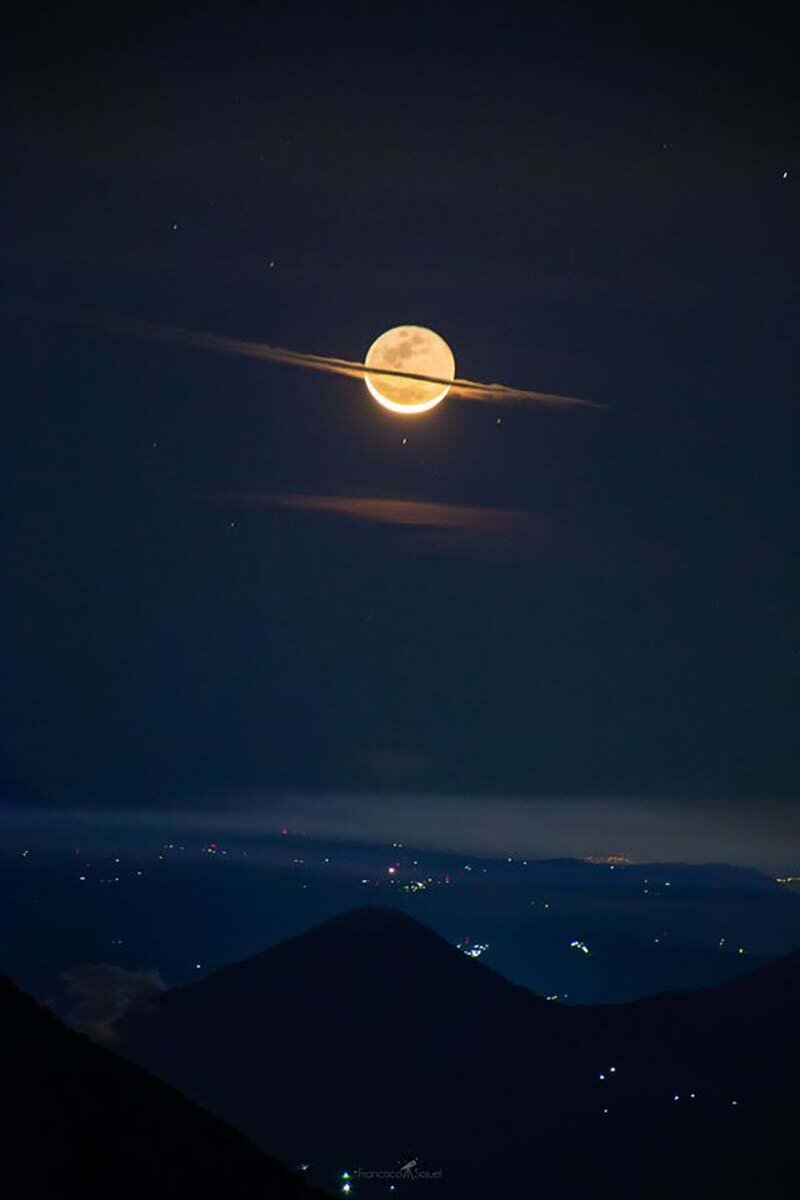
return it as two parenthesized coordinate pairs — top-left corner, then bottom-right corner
(164, 902), (556, 1017)
(118, 907), (561, 1179)
(155, 903), (545, 1015)
(314, 904), (432, 932)
(281, 903), (457, 954)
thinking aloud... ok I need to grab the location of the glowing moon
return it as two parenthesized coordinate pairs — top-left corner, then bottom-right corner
(364, 326), (455, 415)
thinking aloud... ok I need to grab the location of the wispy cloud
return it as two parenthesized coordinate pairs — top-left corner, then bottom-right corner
(234, 492), (563, 559)
(61, 964), (166, 1042)
(249, 493), (532, 529)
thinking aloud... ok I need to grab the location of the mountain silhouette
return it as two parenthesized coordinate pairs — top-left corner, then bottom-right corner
(118, 906), (798, 1197)
(0, 973), (327, 1198)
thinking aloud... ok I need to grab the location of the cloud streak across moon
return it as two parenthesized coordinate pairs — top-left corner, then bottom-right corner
(92, 314), (594, 409)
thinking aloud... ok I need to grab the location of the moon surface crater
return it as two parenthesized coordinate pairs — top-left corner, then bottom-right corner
(364, 326), (455, 414)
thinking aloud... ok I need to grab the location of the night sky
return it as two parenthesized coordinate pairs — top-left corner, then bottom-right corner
(6, 9), (797, 857)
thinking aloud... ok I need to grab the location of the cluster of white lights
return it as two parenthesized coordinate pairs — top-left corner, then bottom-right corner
(458, 941), (490, 959)
(570, 939), (591, 955)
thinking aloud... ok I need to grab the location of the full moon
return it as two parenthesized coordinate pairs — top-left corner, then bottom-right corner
(364, 326), (455, 415)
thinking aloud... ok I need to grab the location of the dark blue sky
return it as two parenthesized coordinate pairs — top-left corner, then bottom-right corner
(6, 8), (796, 829)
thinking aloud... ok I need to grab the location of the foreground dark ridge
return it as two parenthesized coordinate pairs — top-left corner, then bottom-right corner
(0, 974), (328, 1199)
(117, 905), (800, 1199)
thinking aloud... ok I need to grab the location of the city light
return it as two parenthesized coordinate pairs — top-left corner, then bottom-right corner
(457, 939), (490, 959)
